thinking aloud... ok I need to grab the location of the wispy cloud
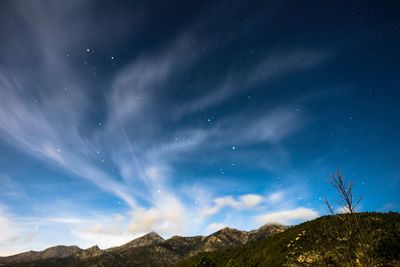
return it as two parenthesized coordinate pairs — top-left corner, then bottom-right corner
(254, 207), (319, 225)
(202, 194), (264, 216)
(267, 191), (285, 203)
(246, 49), (327, 85)
(0, 74), (136, 207)
(151, 105), (304, 164)
(175, 49), (328, 117)
(0, 206), (20, 244)
(0, 0), (327, 255)
(0, 175), (24, 198)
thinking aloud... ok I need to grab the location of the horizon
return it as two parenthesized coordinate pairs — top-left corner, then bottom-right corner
(2, 220), (289, 255)
(0, 0), (399, 256)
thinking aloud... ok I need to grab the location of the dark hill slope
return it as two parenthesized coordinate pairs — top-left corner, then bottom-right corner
(176, 212), (400, 267)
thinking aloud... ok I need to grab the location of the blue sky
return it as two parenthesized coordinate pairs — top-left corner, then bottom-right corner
(0, 0), (399, 255)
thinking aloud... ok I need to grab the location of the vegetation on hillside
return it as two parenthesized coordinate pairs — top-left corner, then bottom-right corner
(175, 212), (400, 267)
(177, 172), (400, 267)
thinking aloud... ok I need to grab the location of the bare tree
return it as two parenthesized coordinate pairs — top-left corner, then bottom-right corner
(323, 171), (373, 267)
(324, 170), (361, 214)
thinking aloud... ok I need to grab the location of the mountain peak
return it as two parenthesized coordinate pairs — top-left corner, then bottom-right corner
(74, 245), (103, 259)
(113, 231), (165, 251)
(143, 231), (164, 240)
(258, 222), (286, 229)
(254, 223), (288, 233)
(87, 245), (101, 251)
(219, 226), (240, 232)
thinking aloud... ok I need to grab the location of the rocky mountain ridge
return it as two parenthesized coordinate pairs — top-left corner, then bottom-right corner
(0, 223), (287, 266)
(0, 246), (82, 265)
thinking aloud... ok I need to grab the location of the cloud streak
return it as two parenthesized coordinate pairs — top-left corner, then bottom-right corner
(176, 49), (328, 117)
(0, 0), (330, 255)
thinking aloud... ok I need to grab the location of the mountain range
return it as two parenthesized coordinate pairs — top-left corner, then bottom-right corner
(0, 223), (286, 266)
(1, 212), (399, 266)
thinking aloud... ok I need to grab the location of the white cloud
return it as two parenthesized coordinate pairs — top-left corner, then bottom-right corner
(0, 207), (19, 244)
(254, 207), (319, 225)
(267, 191), (284, 203)
(72, 229), (136, 250)
(128, 193), (188, 237)
(0, 208), (138, 253)
(239, 194), (264, 207)
(46, 217), (90, 225)
(67, 212), (146, 250)
(337, 206), (351, 214)
(0, 206), (38, 256)
(203, 194), (264, 216)
(206, 223), (228, 233)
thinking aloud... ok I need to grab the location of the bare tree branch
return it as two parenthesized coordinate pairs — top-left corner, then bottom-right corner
(324, 170), (361, 214)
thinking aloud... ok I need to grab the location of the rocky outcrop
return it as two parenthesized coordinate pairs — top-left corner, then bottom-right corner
(112, 231), (165, 251)
(74, 245), (103, 260)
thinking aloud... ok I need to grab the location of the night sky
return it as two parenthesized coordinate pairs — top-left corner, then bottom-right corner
(0, 0), (399, 255)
